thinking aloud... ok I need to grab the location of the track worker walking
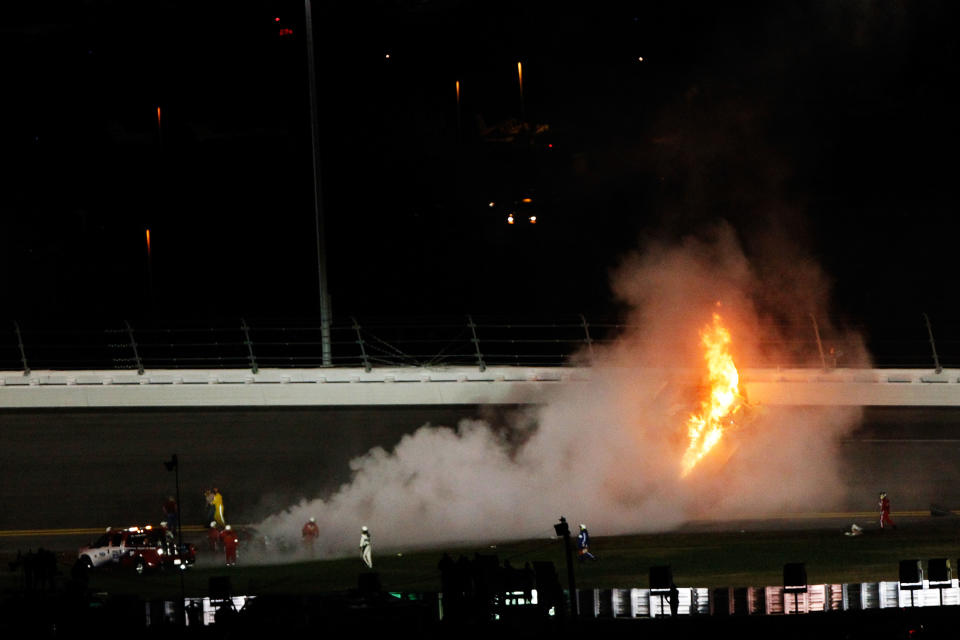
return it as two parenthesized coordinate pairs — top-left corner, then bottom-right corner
(879, 491), (897, 529)
(577, 523), (597, 561)
(221, 524), (239, 566)
(360, 526), (372, 569)
(302, 517), (320, 556)
(207, 521), (221, 552)
(212, 488), (226, 528)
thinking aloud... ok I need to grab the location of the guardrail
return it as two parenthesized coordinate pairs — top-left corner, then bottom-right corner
(1, 314), (959, 373)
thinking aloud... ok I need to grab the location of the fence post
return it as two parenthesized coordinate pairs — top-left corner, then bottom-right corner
(352, 317), (371, 372)
(580, 314), (595, 362)
(241, 318), (259, 374)
(923, 313), (943, 374)
(124, 320), (145, 375)
(13, 321), (30, 376)
(467, 315), (486, 372)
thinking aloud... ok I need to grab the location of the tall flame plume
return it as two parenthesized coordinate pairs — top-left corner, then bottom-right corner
(681, 312), (742, 477)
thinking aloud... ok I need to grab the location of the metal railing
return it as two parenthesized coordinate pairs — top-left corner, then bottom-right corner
(1, 314), (958, 373)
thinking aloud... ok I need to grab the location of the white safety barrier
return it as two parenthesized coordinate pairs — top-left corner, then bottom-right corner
(574, 578), (960, 618)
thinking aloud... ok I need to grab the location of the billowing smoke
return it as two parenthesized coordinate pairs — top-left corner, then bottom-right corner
(257, 222), (866, 560)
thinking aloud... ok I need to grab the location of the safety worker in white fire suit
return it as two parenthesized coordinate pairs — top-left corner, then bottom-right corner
(360, 526), (372, 569)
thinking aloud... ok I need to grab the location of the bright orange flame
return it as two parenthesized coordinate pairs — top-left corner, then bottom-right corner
(680, 312), (741, 477)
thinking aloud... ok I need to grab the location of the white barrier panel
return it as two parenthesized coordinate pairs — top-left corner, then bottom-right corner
(597, 589), (614, 618)
(930, 583), (960, 606)
(897, 581), (948, 608)
(879, 581), (901, 608)
(692, 587), (710, 615)
(611, 588), (633, 617)
(764, 586), (784, 615)
(180, 596), (254, 627)
(631, 588), (650, 618)
(827, 584), (844, 611)
(783, 590), (806, 615)
(649, 591), (670, 617)
(577, 589), (599, 618)
(782, 586), (829, 615)
(575, 579), (960, 620)
(647, 587), (707, 617)
(841, 583), (860, 610)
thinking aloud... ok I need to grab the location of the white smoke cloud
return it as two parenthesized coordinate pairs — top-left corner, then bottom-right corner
(257, 221), (863, 560)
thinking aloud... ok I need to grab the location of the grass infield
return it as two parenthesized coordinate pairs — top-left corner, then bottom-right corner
(6, 514), (960, 600)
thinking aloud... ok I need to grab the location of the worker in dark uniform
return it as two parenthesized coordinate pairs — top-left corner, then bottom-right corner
(577, 523), (597, 561)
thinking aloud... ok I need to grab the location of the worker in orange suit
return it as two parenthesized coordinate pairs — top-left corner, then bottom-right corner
(207, 521), (221, 552)
(221, 524), (239, 566)
(879, 492), (896, 529)
(302, 517), (320, 555)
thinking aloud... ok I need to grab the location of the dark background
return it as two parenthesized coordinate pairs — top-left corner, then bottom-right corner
(2, 1), (959, 361)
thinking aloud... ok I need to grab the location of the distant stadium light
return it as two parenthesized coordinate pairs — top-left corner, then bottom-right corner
(488, 201), (495, 207)
(507, 214), (514, 224)
(529, 216), (537, 224)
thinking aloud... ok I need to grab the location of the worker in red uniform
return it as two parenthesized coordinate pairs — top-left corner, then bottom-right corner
(302, 517), (320, 556)
(221, 524), (239, 566)
(207, 521), (221, 552)
(879, 492), (897, 529)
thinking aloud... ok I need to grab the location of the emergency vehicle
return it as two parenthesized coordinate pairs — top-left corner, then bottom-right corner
(77, 525), (196, 574)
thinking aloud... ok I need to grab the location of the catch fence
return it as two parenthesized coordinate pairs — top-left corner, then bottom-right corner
(0, 314), (956, 373)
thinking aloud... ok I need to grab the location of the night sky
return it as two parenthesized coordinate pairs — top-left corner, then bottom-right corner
(3, 1), (959, 350)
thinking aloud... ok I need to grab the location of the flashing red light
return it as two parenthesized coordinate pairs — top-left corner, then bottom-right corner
(274, 17), (280, 22)
(547, 143), (553, 148)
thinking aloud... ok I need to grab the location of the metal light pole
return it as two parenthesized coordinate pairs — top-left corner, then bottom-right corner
(304, 0), (332, 366)
(554, 516), (579, 617)
(165, 454), (185, 624)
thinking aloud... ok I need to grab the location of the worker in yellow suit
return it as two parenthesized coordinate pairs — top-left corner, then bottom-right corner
(212, 488), (226, 527)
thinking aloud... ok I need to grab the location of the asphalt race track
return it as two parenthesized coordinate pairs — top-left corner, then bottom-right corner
(1, 404), (960, 540)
